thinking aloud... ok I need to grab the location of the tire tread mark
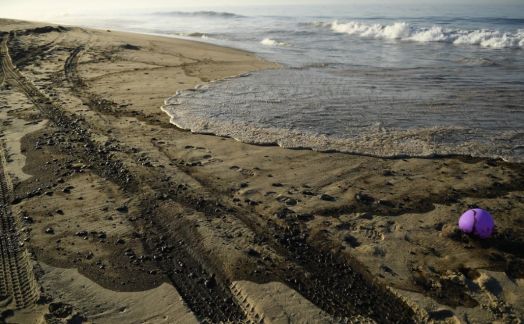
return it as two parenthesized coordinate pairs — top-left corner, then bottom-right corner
(0, 39), (40, 307)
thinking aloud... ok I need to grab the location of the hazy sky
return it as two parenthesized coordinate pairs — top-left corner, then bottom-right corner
(2, 0), (523, 19)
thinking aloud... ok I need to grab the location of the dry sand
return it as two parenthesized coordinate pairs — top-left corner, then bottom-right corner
(0, 18), (523, 323)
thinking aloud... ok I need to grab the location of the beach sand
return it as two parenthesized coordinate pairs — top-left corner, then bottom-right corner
(0, 18), (523, 323)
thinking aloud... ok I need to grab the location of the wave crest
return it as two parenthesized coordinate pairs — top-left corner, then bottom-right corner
(328, 20), (524, 49)
(260, 38), (287, 46)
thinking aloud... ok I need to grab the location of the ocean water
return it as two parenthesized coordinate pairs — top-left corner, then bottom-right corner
(53, 4), (524, 161)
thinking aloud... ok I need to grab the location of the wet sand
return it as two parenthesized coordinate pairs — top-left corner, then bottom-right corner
(0, 18), (523, 323)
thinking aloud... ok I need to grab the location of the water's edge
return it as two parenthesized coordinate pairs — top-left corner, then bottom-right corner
(161, 73), (522, 163)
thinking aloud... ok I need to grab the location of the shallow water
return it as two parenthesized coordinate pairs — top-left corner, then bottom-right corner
(53, 4), (524, 161)
(163, 66), (524, 161)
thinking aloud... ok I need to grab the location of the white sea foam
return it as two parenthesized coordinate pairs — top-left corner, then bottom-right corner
(162, 101), (523, 162)
(260, 38), (287, 46)
(331, 21), (411, 39)
(329, 21), (524, 49)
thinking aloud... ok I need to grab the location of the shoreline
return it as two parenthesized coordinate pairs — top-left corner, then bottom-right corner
(5, 19), (521, 163)
(0, 18), (523, 323)
(162, 96), (521, 164)
(3, 16), (278, 64)
(159, 54), (523, 165)
(162, 106), (523, 164)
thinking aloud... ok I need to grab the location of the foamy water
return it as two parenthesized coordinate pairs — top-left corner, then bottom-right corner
(51, 5), (524, 161)
(260, 38), (287, 46)
(327, 21), (524, 49)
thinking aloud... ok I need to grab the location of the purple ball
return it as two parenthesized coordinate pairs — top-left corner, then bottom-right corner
(458, 208), (494, 239)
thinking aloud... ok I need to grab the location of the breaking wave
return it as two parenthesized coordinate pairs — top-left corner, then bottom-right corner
(153, 11), (244, 18)
(260, 38), (287, 46)
(325, 21), (524, 49)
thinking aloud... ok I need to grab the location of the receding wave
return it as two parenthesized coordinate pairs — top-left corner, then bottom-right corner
(174, 32), (211, 39)
(162, 69), (524, 162)
(153, 11), (245, 18)
(160, 109), (524, 161)
(318, 20), (524, 49)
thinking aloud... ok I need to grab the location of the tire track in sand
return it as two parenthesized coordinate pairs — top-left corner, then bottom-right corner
(3, 31), (247, 322)
(0, 34), (39, 309)
(63, 41), (420, 322)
